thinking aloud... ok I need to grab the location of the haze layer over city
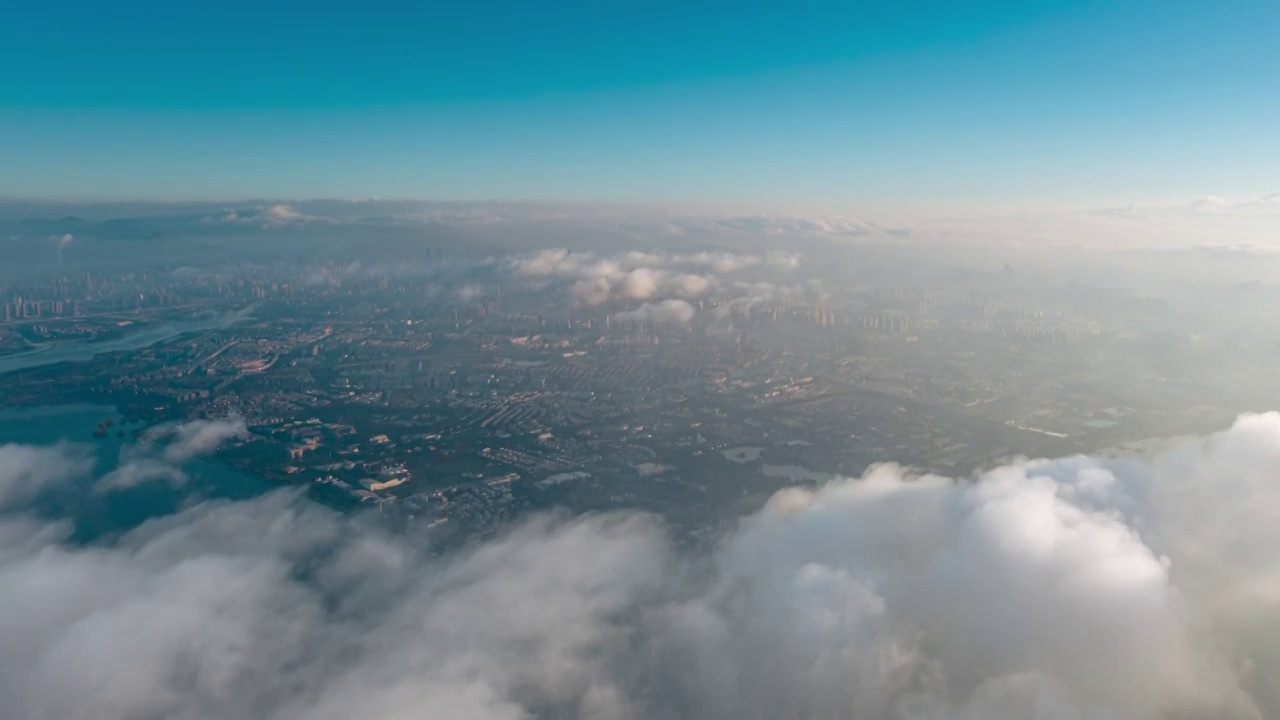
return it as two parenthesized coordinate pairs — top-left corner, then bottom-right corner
(2, 1), (1279, 719)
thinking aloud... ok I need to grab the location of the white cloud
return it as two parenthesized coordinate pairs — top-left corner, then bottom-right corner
(262, 204), (308, 225)
(509, 249), (779, 307)
(210, 204), (333, 228)
(666, 273), (713, 298)
(615, 268), (662, 301)
(0, 443), (93, 509)
(96, 417), (249, 493)
(611, 299), (696, 326)
(511, 248), (582, 278)
(3, 414), (1280, 718)
(159, 417), (249, 463)
(570, 277), (613, 306)
(96, 458), (187, 493)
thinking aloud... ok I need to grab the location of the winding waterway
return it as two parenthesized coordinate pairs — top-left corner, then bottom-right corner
(0, 305), (254, 375)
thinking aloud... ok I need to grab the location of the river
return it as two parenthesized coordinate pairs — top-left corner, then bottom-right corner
(0, 305), (255, 375)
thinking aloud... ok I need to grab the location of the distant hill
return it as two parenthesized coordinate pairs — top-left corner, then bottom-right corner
(11, 215), (177, 241)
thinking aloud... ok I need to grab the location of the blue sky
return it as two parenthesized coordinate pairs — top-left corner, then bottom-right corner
(1, 0), (1276, 205)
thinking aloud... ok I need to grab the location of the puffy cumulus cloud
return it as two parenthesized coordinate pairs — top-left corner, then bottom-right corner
(507, 248), (770, 306)
(0, 485), (667, 720)
(157, 417), (249, 462)
(611, 299), (696, 326)
(666, 273), (713, 297)
(571, 277), (614, 306)
(3, 414), (1280, 718)
(0, 443), (94, 509)
(712, 277), (827, 319)
(658, 414), (1280, 720)
(615, 267), (663, 301)
(263, 204), (309, 225)
(96, 418), (248, 492)
(211, 204), (334, 228)
(96, 458), (189, 494)
(684, 251), (761, 274)
(605, 269), (715, 305)
(510, 248), (591, 279)
(671, 469), (1226, 719)
(504, 245), (793, 304)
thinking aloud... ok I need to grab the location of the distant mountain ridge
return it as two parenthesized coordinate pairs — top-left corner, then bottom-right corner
(12, 215), (176, 241)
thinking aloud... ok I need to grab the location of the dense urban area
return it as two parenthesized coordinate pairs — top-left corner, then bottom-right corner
(2, 239), (1275, 541)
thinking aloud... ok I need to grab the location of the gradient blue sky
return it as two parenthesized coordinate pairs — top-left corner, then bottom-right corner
(1, 0), (1276, 206)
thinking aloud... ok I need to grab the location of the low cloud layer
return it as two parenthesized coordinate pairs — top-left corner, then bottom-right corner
(611, 299), (698, 326)
(2, 414), (1280, 719)
(6, 196), (1280, 257)
(508, 248), (800, 308)
(95, 417), (248, 492)
(211, 204), (333, 228)
(293, 246), (807, 313)
(0, 443), (94, 507)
